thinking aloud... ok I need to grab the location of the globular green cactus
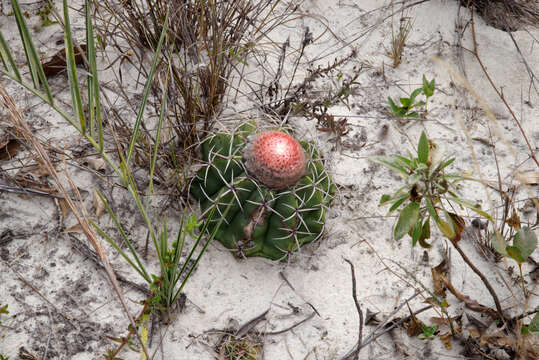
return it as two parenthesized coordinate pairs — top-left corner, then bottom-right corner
(190, 122), (335, 260)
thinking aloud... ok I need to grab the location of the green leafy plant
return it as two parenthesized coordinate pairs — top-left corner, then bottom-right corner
(372, 131), (511, 322)
(521, 313), (539, 335)
(37, 2), (58, 27)
(388, 75), (435, 118)
(491, 227), (537, 294)
(373, 131), (490, 248)
(418, 324), (437, 339)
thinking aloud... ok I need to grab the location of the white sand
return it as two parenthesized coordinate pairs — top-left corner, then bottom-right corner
(0, 0), (537, 359)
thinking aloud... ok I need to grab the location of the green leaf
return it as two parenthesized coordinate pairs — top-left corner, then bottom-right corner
(411, 220), (422, 246)
(436, 219), (455, 240)
(412, 100), (426, 108)
(506, 246), (525, 264)
(394, 155), (413, 168)
(418, 131), (429, 164)
(490, 233), (509, 257)
(423, 75), (435, 97)
(409, 88), (423, 102)
(394, 202), (420, 241)
(418, 324), (437, 339)
(11, 0), (53, 103)
(0, 31), (21, 81)
(380, 194), (391, 204)
(126, 8), (170, 166)
(388, 96), (403, 116)
(63, 0), (85, 133)
(85, 0), (102, 144)
(399, 97), (412, 108)
(425, 198), (439, 221)
(369, 156), (410, 177)
(186, 214), (201, 237)
(407, 111), (420, 118)
(437, 157), (455, 171)
(446, 195), (493, 222)
(512, 227), (537, 263)
(388, 193), (410, 213)
(418, 216), (432, 248)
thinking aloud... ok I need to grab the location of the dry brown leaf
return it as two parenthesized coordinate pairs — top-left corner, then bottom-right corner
(432, 258), (448, 297)
(505, 208), (521, 230)
(86, 158), (106, 171)
(429, 316), (459, 326)
(0, 138), (21, 160)
(43, 44), (87, 77)
(405, 303), (423, 337)
(439, 331), (452, 350)
(447, 212), (466, 242)
(57, 198), (72, 221)
(93, 189), (105, 219)
(468, 327), (481, 339)
(64, 223), (84, 234)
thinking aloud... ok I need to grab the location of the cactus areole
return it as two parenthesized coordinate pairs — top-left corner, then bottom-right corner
(190, 123), (335, 260)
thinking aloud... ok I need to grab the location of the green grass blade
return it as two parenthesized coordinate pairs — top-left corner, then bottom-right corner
(91, 219), (149, 282)
(63, 0), (86, 134)
(0, 32), (22, 82)
(95, 189), (151, 283)
(126, 9), (170, 166)
(148, 79), (168, 197)
(11, 0), (53, 103)
(85, 0), (102, 146)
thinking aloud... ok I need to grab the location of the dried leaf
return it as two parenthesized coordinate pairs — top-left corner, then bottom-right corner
(505, 208), (521, 230)
(446, 212), (465, 242)
(467, 327), (481, 339)
(86, 158), (106, 171)
(405, 303), (423, 337)
(365, 308), (380, 326)
(0, 138), (21, 160)
(93, 189), (105, 219)
(431, 258), (448, 297)
(43, 44), (87, 77)
(64, 223), (84, 233)
(439, 331), (452, 350)
(57, 198), (72, 221)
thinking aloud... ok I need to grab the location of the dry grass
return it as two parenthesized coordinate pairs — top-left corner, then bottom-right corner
(93, 0), (278, 188)
(460, 0), (539, 31)
(389, 16), (413, 68)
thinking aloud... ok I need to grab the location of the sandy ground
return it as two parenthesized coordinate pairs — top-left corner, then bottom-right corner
(0, 0), (538, 359)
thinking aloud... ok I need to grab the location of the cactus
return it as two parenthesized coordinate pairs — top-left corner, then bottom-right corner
(190, 122), (335, 260)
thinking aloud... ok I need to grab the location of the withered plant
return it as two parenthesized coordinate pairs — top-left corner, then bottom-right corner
(94, 0), (280, 184)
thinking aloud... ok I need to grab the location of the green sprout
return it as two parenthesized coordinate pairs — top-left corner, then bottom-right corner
(388, 75), (435, 118)
(418, 324), (437, 339)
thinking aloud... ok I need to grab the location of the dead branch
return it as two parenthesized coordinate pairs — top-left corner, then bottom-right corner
(343, 258), (364, 360)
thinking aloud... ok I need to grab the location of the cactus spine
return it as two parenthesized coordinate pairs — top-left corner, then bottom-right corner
(190, 122), (334, 260)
